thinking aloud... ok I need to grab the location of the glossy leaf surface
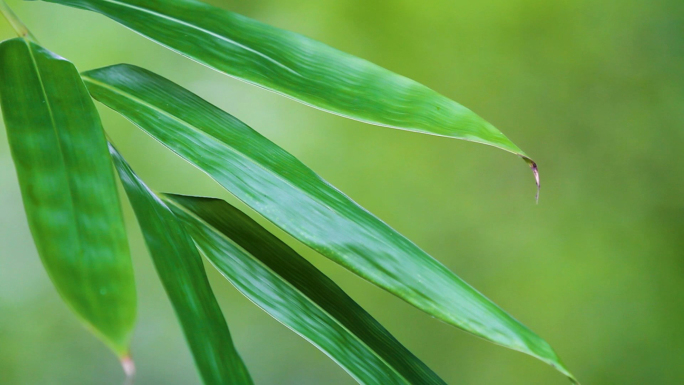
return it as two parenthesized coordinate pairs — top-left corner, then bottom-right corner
(109, 144), (253, 385)
(81, 64), (572, 380)
(42, 0), (535, 166)
(165, 194), (445, 385)
(0, 38), (135, 356)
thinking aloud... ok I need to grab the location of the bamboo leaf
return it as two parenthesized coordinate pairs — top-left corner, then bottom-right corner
(81, 64), (573, 381)
(0, 38), (136, 357)
(164, 194), (446, 385)
(41, 0), (538, 174)
(108, 143), (253, 385)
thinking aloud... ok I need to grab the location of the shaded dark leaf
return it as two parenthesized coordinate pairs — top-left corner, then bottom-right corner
(109, 143), (253, 385)
(166, 194), (446, 385)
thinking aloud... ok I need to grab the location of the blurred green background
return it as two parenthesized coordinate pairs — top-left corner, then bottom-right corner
(1, 0), (683, 384)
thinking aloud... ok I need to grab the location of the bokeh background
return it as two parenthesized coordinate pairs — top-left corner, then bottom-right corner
(1, 0), (683, 384)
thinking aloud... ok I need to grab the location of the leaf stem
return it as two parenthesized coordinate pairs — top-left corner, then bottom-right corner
(0, 0), (38, 43)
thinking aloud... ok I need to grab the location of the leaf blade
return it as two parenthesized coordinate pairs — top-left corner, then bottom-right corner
(108, 143), (253, 385)
(41, 0), (533, 164)
(165, 194), (446, 385)
(0, 38), (136, 356)
(81, 64), (572, 381)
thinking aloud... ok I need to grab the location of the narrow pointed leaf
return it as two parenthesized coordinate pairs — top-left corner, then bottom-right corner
(0, 38), (136, 356)
(81, 64), (573, 381)
(109, 143), (253, 385)
(41, 0), (537, 170)
(165, 194), (445, 385)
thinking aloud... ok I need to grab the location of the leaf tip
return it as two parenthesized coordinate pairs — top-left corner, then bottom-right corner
(532, 162), (540, 204)
(548, 359), (578, 384)
(120, 354), (136, 381)
(523, 158), (540, 203)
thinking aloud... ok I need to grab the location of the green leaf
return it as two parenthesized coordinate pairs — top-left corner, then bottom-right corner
(81, 64), (573, 381)
(108, 143), (253, 385)
(164, 194), (446, 385)
(0, 38), (136, 357)
(41, 0), (537, 170)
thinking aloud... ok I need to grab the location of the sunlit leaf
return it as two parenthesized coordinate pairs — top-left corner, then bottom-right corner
(0, 38), (136, 357)
(165, 194), (446, 385)
(81, 64), (573, 381)
(109, 143), (253, 385)
(41, 0), (538, 174)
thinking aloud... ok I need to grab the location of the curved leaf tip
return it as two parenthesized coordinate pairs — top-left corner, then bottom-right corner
(523, 158), (541, 203)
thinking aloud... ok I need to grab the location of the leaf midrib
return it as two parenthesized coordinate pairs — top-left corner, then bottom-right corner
(23, 39), (85, 264)
(82, 74), (346, 234)
(94, 0), (299, 75)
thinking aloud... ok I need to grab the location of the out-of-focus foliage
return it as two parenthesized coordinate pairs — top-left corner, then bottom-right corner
(0, 0), (682, 384)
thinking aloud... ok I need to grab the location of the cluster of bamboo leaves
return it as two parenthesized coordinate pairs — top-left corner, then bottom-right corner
(0, 0), (575, 383)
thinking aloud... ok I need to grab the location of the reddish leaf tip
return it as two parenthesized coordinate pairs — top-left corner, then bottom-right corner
(530, 162), (540, 204)
(522, 158), (540, 203)
(121, 355), (136, 380)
